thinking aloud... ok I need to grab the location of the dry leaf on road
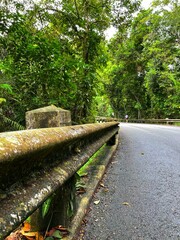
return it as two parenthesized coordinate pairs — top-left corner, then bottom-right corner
(94, 200), (100, 205)
(122, 202), (130, 206)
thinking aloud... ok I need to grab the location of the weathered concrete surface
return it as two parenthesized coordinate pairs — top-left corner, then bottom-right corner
(25, 105), (73, 232)
(0, 122), (118, 189)
(26, 105), (71, 129)
(0, 122), (119, 238)
(65, 134), (119, 240)
(80, 123), (180, 240)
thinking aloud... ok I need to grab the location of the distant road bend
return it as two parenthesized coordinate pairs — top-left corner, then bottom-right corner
(81, 123), (180, 240)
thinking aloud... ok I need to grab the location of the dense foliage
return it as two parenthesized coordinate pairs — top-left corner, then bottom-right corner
(106, 0), (180, 119)
(0, 0), (140, 125)
(0, 0), (179, 129)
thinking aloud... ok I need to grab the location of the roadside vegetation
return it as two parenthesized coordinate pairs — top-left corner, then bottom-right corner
(0, 0), (179, 129)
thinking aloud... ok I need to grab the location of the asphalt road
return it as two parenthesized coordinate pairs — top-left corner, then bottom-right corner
(80, 123), (180, 240)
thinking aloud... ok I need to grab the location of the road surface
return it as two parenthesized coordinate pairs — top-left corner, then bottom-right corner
(79, 123), (180, 240)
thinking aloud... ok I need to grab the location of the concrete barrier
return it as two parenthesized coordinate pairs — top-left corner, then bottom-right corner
(119, 119), (180, 124)
(0, 122), (119, 238)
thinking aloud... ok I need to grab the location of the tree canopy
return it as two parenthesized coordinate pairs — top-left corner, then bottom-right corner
(0, 0), (179, 129)
(106, 0), (180, 118)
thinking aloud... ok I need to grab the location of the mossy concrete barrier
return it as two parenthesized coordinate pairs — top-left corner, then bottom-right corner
(26, 105), (71, 129)
(25, 105), (73, 231)
(96, 116), (118, 123)
(119, 118), (180, 124)
(0, 122), (119, 238)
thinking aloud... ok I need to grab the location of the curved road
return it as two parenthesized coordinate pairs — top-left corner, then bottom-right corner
(80, 123), (180, 240)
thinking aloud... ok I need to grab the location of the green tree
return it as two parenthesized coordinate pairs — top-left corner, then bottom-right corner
(106, 10), (150, 119)
(142, 1), (180, 117)
(0, 0), (142, 126)
(0, 0), (111, 123)
(106, 1), (180, 119)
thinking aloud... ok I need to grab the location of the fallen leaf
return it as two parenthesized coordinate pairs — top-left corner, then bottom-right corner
(112, 161), (118, 164)
(77, 187), (86, 194)
(5, 232), (25, 240)
(38, 235), (44, 240)
(20, 231), (41, 240)
(104, 188), (109, 192)
(54, 225), (69, 236)
(100, 183), (105, 188)
(52, 230), (62, 239)
(122, 202), (130, 206)
(94, 200), (100, 205)
(22, 222), (31, 232)
(47, 228), (55, 236)
(82, 219), (88, 225)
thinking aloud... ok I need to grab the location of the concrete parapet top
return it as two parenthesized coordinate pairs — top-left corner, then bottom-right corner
(0, 122), (119, 188)
(26, 105), (70, 113)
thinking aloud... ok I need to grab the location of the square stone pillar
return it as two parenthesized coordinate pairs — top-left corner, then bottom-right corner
(26, 105), (71, 129)
(25, 105), (76, 232)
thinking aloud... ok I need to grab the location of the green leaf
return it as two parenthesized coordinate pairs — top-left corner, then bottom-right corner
(42, 197), (52, 218)
(52, 230), (62, 239)
(0, 98), (6, 104)
(0, 84), (13, 93)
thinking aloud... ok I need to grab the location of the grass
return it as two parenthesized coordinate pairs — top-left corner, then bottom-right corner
(77, 144), (106, 177)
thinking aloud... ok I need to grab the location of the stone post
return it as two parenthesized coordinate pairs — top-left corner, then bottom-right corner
(26, 105), (71, 129)
(25, 105), (76, 232)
